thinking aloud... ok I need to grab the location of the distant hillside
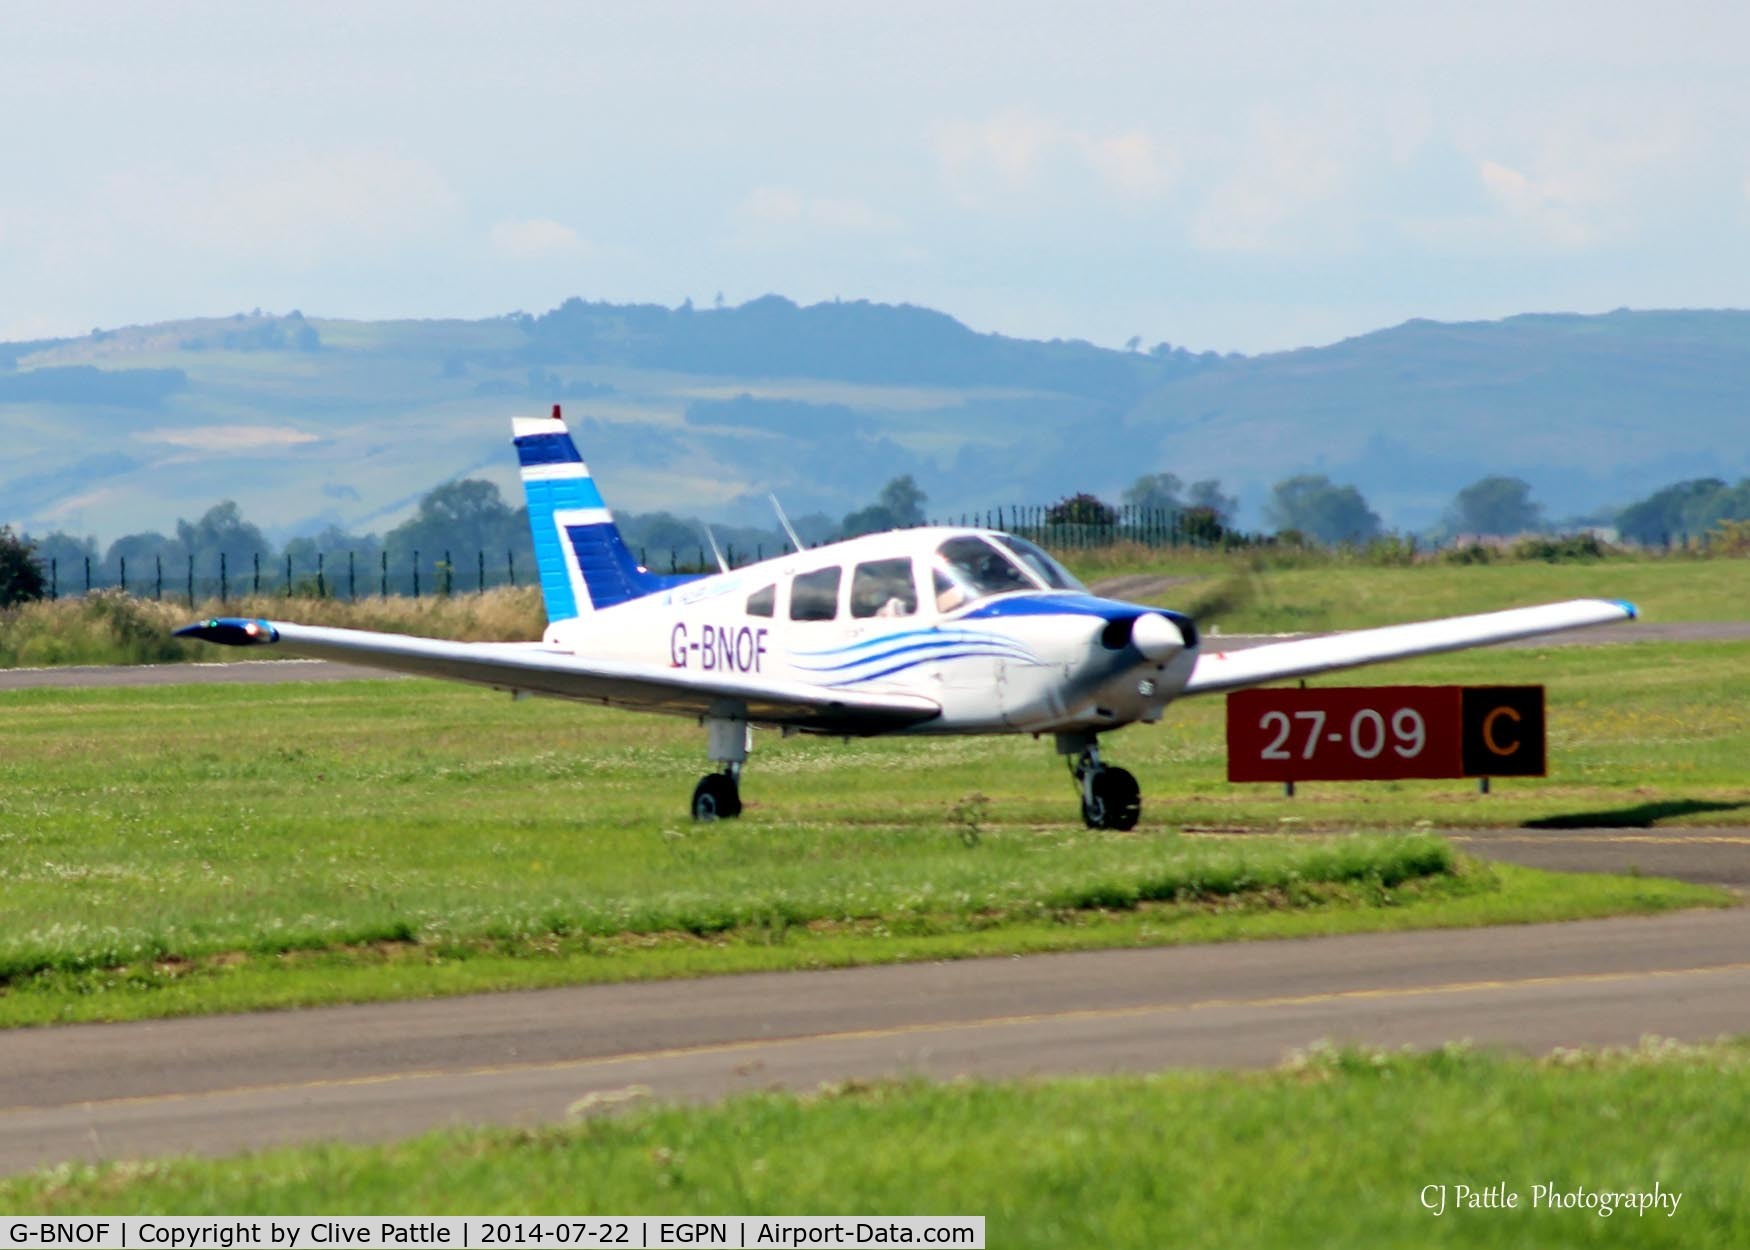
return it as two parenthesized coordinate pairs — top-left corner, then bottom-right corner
(2, 299), (1746, 543)
(1129, 310), (1750, 529)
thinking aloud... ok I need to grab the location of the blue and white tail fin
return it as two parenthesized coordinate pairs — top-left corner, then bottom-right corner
(513, 410), (679, 623)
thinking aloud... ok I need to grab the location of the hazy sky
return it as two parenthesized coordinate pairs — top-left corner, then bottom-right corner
(4, 1), (1747, 353)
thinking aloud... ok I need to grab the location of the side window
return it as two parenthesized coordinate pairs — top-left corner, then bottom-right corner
(789, 566), (842, 621)
(746, 584), (775, 617)
(850, 558), (917, 619)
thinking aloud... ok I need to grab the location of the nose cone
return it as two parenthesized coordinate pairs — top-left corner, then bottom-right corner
(1130, 611), (1184, 662)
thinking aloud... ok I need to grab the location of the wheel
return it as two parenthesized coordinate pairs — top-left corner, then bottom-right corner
(1081, 766), (1141, 831)
(691, 772), (742, 821)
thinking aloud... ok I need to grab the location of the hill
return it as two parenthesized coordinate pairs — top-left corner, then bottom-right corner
(2, 299), (1746, 543)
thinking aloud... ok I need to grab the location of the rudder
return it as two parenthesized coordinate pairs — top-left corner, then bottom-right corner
(514, 409), (674, 622)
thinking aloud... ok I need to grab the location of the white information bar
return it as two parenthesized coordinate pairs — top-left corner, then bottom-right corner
(1, 1217), (984, 1250)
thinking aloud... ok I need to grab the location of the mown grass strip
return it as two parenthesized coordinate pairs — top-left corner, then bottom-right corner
(0, 864), (1722, 1028)
(8, 1039), (1748, 1247)
(1, 644), (1743, 1026)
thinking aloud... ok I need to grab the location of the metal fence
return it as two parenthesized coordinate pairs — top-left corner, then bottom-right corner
(26, 508), (1252, 606)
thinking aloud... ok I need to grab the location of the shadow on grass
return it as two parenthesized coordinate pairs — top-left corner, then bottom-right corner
(1525, 799), (1750, 830)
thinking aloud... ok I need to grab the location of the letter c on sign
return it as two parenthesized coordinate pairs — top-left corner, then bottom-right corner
(1482, 706), (1521, 756)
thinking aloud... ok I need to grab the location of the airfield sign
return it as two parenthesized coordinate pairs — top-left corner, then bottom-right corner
(1226, 685), (1546, 783)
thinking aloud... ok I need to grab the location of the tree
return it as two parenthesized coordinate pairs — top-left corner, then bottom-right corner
(1448, 476), (1543, 536)
(842, 475), (929, 537)
(0, 526), (47, 607)
(24, 531), (97, 582)
(104, 530), (185, 580)
(1614, 478), (1728, 545)
(1123, 473), (1236, 526)
(877, 475), (927, 527)
(1264, 475), (1381, 545)
(1186, 479), (1238, 526)
(175, 501), (273, 573)
(385, 479), (525, 564)
(1122, 472), (1184, 512)
(1047, 492), (1118, 527)
(1178, 506), (1227, 545)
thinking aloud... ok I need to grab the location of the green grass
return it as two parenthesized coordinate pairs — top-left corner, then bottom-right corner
(0, 588), (545, 667)
(1072, 548), (1750, 631)
(0, 641), (1739, 1026)
(8, 1040), (1748, 1246)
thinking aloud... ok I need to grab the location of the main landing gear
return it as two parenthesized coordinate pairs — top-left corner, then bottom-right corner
(1059, 732), (1141, 831)
(692, 713), (750, 821)
(691, 766), (742, 820)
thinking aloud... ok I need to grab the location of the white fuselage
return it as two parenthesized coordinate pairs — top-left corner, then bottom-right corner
(543, 528), (1198, 736)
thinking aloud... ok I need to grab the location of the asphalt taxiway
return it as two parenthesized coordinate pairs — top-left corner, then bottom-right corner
(2, 828), (1745, 1176)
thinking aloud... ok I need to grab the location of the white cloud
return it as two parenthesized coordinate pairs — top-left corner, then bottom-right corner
(488, 218), (592, 260)
(102, 149), (461, 263)
(736, 188), (899, 236)
(1189, 110), (1349, 254)
(1476, 158), (1603, 247)
(1082, 132), (1174, 198)
(933, 113), (1060, 187)
(930, 112), (1174, 204)
(137, 426), (321, 452)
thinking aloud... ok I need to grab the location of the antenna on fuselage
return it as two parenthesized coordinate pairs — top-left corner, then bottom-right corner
(702, 524), (730, 574)
(767, 493), (806, 553)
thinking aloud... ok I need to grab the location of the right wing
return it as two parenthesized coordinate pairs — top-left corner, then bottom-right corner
(174, 618), (941, 734)
(1182, 598), (1637, 696)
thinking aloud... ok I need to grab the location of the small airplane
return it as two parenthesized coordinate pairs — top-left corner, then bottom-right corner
(178, 408), (1637, 827)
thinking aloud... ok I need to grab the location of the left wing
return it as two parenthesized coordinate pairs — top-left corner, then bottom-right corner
(1181, 598), (1636, 696)
(174, 618), (941, 734)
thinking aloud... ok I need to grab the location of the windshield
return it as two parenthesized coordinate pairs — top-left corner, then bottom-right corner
(933, 536), (1037, 610)
(993, 534), (1086, 592)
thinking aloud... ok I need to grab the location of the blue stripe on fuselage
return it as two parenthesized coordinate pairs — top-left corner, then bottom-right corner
(962, 593), (1198, 647)
(791, 635), (1038, 675)
(827, 646), (1037, 687)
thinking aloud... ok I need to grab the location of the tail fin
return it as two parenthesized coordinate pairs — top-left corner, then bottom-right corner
(513, 410), (676, 622)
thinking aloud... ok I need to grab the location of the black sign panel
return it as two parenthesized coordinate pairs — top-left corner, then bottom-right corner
(1460, 686), (1546, 777)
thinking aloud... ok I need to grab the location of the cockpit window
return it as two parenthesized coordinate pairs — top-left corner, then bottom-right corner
(850, 558), (917, 619)
(746, 584), (775, 617)
(934, 536), (1036, 608)
(993, 535), (1086, 592)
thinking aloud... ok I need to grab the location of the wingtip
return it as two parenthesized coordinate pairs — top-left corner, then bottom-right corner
(174, 618), (280, 646)
(1610, 599), (1639, 620)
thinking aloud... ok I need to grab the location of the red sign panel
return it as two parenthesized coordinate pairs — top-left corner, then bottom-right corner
(1227, 686), (1463, 782)
(1227, 685), (1546, 782)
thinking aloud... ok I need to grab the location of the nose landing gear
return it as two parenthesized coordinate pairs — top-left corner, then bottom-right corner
(1059, 733), (1141, 831)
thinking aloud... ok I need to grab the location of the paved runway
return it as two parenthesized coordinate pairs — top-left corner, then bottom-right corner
(2, 829), (1746, 1176)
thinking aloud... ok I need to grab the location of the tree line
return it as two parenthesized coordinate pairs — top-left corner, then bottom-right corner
(6, 466), (1747, 610)
(1066, 471), (1750, 548)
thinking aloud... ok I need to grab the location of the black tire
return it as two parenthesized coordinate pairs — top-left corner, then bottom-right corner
(1083, 766), (1141, 831)
(691, 772), (742, 821)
